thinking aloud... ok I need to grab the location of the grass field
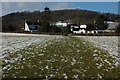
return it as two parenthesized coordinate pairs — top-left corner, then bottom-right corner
(1, 34), (119, 79)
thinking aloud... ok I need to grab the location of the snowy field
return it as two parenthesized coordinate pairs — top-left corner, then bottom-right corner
(1, 33), (119, 56)
(0, 32), (51, 37)
(75, 36), (119, 56)
(0, 33), (55, 58)
(0, 33), (119, 79)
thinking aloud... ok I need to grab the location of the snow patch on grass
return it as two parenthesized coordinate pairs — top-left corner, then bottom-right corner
(75, 36), (118, 56)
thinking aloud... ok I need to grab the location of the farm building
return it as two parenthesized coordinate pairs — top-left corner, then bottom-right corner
(24, 20), (41, 32)
(70, 24), (87, 34)
(54, 21), (71, 27)
(70, 23), (105, 34)
(104, 21), (119, 33)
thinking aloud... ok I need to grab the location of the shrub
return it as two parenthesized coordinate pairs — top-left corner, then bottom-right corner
(50, 25), (61, 33)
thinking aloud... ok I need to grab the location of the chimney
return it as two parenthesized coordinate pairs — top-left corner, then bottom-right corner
(37, 20), (40, 22)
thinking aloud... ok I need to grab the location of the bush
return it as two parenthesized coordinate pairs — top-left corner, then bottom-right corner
(38, 26), (47, 32)
(50, 25), (61, 33)
(86, 24), (96, 30)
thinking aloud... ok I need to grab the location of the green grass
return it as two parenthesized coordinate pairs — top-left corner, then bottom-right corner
(2, 36), (119, 79)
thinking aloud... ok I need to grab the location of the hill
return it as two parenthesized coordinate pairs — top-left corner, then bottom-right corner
(1, 9), (120, 32)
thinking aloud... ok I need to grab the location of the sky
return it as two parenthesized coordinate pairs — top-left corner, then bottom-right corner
(1, 2), (119, 16)
(1, 0), (120, 2)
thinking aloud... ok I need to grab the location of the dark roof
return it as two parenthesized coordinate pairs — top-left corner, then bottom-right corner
(70, 24), (78, 26)
(26, 22), (41, 25)
(26, 21), (41, 30)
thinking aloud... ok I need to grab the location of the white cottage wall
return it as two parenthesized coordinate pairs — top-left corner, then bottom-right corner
(25, 22), (30, 31)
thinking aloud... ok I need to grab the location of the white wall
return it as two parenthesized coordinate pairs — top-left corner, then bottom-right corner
(80, 25), (87, 28)
(25, 22), (30, 31)
(55, 21), (70, 27)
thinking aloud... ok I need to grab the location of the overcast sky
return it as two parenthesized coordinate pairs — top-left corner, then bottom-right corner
(1, 2), (119, 16)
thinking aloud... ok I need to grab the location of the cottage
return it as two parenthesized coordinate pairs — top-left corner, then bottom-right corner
(79, 25), (87, 33)
(70, 24), (87, 34)
(24, 20), (41, 32)
(70, 24), (79, 32)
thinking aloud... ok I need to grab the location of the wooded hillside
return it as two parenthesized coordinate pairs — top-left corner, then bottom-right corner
(1, 9), (120, 32)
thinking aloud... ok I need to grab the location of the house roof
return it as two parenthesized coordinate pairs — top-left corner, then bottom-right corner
(107, 22), (119, 30)
(25, 21), (41, 31)
(114, 19), (120, 22)
(70, 24), (78, 26)
(26, 21), (41, 25)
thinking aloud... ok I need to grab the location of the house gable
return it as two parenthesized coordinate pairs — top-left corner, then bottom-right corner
(25, 21), (41, 32)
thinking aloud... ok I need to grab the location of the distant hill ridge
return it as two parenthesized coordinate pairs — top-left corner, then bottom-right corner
(1, 9), (120, 32)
